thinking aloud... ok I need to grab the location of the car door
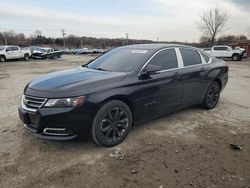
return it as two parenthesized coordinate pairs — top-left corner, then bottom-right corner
(213, 47), (228, 57)
(220, 47), (230, 57)
(5, 47), (15, 59)
(137, 48), (183, 117)
(11, 46), (22, 58)
(178, 48), (209, 106)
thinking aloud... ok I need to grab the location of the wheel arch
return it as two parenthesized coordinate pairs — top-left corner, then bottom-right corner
(232, 53), (239, 57)
(101, 95), (135, 117)
(213, 78), (222, 89)
(0, 54), (6, 58)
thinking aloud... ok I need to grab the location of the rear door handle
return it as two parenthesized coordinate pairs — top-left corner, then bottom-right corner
(200, 67), (206, 72)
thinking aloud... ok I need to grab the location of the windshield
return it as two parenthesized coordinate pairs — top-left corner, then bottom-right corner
(0, 46), (6, 51)
(87, 48), (153, 72)
(38, 48), (47, 53)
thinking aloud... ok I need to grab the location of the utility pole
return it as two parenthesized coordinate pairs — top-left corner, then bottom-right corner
(126, 33), (129, 45)
(80, 40), (83, 49)
(61, 29), (66, 50)
(4, 36), (7, 45)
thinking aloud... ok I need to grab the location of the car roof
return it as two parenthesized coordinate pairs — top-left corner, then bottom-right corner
(213, 45), (230, 47)
(41, 47), (53, 50)
(0, 45), (18, 47)
(121, 43), (200, 52)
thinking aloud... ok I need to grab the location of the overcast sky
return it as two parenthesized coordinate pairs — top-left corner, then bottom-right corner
(0, 0), (249, 42)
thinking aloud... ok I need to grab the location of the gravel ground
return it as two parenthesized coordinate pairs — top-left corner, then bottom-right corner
(0, 55), (249, 188)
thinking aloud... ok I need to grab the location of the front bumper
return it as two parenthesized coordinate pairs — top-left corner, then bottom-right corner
(18, 103), (95, 141)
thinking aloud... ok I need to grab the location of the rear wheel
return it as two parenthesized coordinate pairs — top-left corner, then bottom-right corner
(92, 100), (132, 147)
(0, 55), (6, 62)
(202, 81), (221, 110)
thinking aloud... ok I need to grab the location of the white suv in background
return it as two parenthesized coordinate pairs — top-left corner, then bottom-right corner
(0, 45), (31, 62)
(204, 45), (245, 61)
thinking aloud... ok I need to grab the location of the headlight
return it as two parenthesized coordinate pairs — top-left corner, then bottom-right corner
(44, 96), (86, 107)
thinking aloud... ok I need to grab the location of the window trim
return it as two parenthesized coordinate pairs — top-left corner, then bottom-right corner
(200, 52), (212, 64)
(138, 47), (213, 77)
(178, 48), (204, 68)
(138, 48), (181, 76)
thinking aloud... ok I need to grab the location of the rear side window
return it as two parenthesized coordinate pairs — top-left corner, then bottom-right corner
(180, 49), (202, 67)
(148, 49), (178, 70)
(12, 47), (18, 51)
(201, 53), (210, 63)
(213, 47), (228, 51)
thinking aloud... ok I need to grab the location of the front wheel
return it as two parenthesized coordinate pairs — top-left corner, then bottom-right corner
(23, 54), (29, 61)
(92, 100), (132, 147)
(232, 54), (239, 61)
(0, 56), (6, 62)
(202, 81), (221, 110)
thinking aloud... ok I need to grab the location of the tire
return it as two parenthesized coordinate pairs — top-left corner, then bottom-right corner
(0, 55), (6, 62)
(92, 100), (132, 147)
(232, 54), (239, 61)
(201, 81), (221, 110)
(23, 54), (29, 61)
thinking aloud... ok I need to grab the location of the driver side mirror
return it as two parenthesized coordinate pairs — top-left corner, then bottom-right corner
(139, 64), (161, 77)
(6, 49), (9, 52)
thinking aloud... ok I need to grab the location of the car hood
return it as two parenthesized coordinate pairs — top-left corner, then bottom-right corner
(27, 67), (127, 94)
(32, 50), (44, 54)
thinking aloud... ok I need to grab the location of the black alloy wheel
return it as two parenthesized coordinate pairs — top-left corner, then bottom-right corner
(92, 100), (132, 147)
(101, 108), (129, 142)
(202, 81), (221, 109)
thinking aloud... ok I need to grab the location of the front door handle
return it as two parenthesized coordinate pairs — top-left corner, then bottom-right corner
(173, 72), (181, 79)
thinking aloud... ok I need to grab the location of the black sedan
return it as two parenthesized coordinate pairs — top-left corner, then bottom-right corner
(18, 44), (228, 147)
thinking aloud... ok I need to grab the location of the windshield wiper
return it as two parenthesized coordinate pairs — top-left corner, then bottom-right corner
(82, 65), (110, 72)
(93, 67), (109, 71)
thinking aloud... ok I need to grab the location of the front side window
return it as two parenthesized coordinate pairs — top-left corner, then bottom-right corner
(148, 49), (178, 70)
(180, 49), (202, 67)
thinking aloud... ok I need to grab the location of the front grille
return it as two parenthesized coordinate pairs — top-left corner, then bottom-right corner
(22, 95), (47, 111)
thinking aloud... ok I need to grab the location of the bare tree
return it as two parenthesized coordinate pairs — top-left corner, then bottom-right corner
(33, 30), (43, 38)
(198, 7), (229, 47)
(248, 26), (250, 39)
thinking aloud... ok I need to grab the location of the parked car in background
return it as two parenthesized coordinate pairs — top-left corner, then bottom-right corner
(23, 46), (42, 53)
(204, 45), (245, 61)
(32, 47), (63, 59)
(63, 48), (73, 54)
(19, 44), (228, 147)
(0, 45), (31, 62)
(72, 48), (84, 54)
